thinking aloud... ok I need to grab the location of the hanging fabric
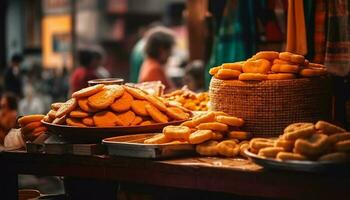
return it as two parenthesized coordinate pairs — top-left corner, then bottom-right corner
(313, 0), (327, 64)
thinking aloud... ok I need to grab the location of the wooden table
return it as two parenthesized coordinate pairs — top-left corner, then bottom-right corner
(1, 151), (349, 200)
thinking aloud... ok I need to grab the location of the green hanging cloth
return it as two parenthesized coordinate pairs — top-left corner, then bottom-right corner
(205, 0), (257, 88)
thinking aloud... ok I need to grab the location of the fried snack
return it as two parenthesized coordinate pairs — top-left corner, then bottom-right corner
(18, 114), (45, 126)
(166, 107), (188, 120)
(146, 95), (168, 112)
(255, 51), (279, 60)
(144, 134), (171, 144)
(335, 140), (350, 152)
(318, 152), (347, 162)
(271, 64), (299, 73)
(238, 73), (268, 81)
(227, 131), (252, 140)
(56, 98), (77, 118)
(78, 98), (98, 113)
(279, 52), (305, 64)
(51, 102), (63, 110)
(192, 112), (216, 126)
(215, 115), (244, 127)
(209, 66), (222, 75)
(47, 110), (57, 119)
(145, 104), (168, 123)
(327, 132), (350, 144)
(93, 111), (120, 127)
(130, 116), (143, 126)
(299, 68), (327, 77)
(197, 122), (228, 132)
(221, 62), (244, 71)
(275, 138), (295, 151)
(181, 120), (196, 128)
(315, 120), (346, 135)
(163, 125), (191, 140)
(21, 121), (42, 135)
(249, 138), (275, 150)
(69, 110), (90, 118)
(116, 110), (136, 126)
(124, 86), (147, 100)
(276, 152), (307, 161)
(309, 62), (326, 69)
(283, 123), (315, 140)
(196, 140), (219, 156)
(110, 91), (134, 113)
(258, 147), (285, 158)
(273, 59), (291, 65)
(140, 121), (153, 126)
(267, 73), (296, 80)
(88, 85), (124, 110)
(239, 142), (250, 158)
(165, 140), (188, 145)
(131, 100), (150, 116)
(188, 130), (213, 144)
(52, 115), (66, 125)
(211, 132), (224, 140)
(82, 117), (94, 126)
(66, 118), (87, 127)
(214, 69), (241, 80)
(213, 111), (230, 117)
(217, 140), (240, 157)
(43, 115), (53, 123)
(242, 59), (271, 74)
(32, 126), (48, 136)
(71, 84), (104, 98)
(294, 134), (329, 157)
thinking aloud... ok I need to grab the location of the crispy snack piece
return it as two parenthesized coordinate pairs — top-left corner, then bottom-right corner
(276, 152), (306, 161)
(327, 132), (350, 144)
(267, 73), (296, 80)
(78, 98), (98, 113)
(217, 140), (240, 157)
(145, 95), (168, 112)
(242, 59), (271, 74)
(318, 152), (347, 162)
(254, 51), (279, 60)
(18, 114), (45, 127)
(222, 62), (244, 71)
(294, 134), (329, 157)
(275, 138), (295, 151)
(211, 132), (224, 140)
(110, 91), (134, 113)
(196, 140), (219, 156)
(189, 130), (213, 144)
(71, 84), (104, 98)
(181, 120), (196, 128)
(238, 73), (268, 81)
(66, 118), (87, 127)
(214, 69), (241, 80)
(93, 111), (120, 127)
(131, 100), (150, 116)
(32, 126), (48, 136)
(47, 110), (57, 119)
(249, 138), (275, 151)
(284, 123), (315, 140)
(145, 104), (169, 123)
(273, 59), (292, 65)
(51, 102), (63, 110)
(43, 115), (53, 123)
(227, 131), (252, 140)
(335, 140), (350, 152)
(88, 85), (124, 110)
(279, 52), (305, 64)
(116, 110), (136, 126)
(209, 66), (222, 75)
(163, 125), (191, 140)
(258, 147), (284, 158)
(315, 120), (346, 135)
(216, 116), (244, 127)
(21, 121), (42, 135)
(299, 68), (327, 77)
(239, 142), (250, 158)
(166, 107), (189, 121)
(271, 64), (299, 73)
(82, 117), (95, 126)
(56, 98), (78, 118)
(130, 116), (143, 126)
(197, 122), (228, 132)
(124, 86), (148, 100)
(52, 115), (66, 125)
(69, 110), (90, 118)
(144, 134), (171, 144)
(140, 121), (153, 126)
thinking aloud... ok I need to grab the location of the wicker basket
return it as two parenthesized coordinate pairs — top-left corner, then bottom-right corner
(209, 77), (332, 137)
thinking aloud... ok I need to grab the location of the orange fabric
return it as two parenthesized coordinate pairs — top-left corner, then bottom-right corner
(138, 58), (175, 91)
(286, 0), (307, 55)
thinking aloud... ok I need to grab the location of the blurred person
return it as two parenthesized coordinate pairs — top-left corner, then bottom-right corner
(93, 51), (111, 79)
(69, 50), (98, 94)
(183, 60), (205, 92)
(138, 30), (176, 91)
(0, 93), (18, 144)
(18, 84), (45, 116)
(4, 54), (23, 97)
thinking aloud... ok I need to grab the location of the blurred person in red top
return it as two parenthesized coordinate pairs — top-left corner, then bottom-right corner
(0, 93), (18, 144)
(138, 29), (176, 91)
(69, 50), (99, 94)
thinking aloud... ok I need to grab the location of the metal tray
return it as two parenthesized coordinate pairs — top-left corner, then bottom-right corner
(42, 120), (185, 143)
(245, 149), (350, 173)
(103, 133), (195, 159)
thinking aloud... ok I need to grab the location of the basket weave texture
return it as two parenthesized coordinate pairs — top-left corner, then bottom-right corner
(209, 77), (332, 137)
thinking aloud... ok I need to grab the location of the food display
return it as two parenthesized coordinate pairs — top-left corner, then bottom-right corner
(42, 84), (191, 127)
(209, 51), (327, 81)
(247, 120), (349, 162)
(144, 111), (251, 158)
(18, 114), (47, 139)
(163, 87), (209, 111)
